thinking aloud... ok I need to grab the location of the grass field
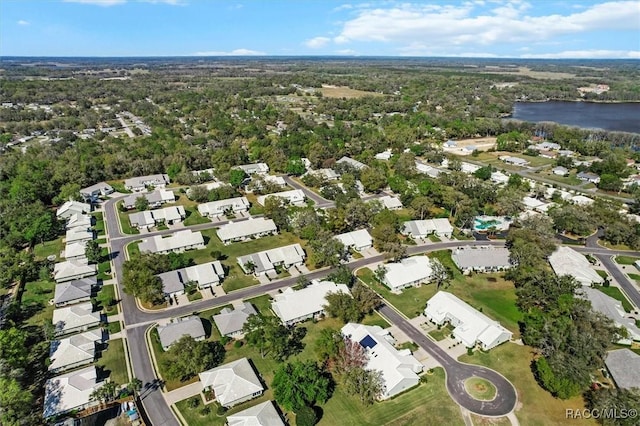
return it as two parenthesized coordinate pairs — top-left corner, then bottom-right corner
(464, 377), (496, 401)
(244, 294), (273, 316)
(95, 284), (118, 315)
(628, 273), (640, 281)
(116, 201), (140, 235)
(614, 255), (640, 265)
(472, 151), (555, 169)
(96, 338), (129, 385)
(33, 237), (65, 261)
(319, 85), (384, 99)
(93, 211), (105, 235)
(539, 171), (582, 186)
(459, 343), (596, 426)
(429, 324), (454, 341)
(595, 286), (634, 312)
(20, 279), (56, 326)
(596, 270), (608, 279)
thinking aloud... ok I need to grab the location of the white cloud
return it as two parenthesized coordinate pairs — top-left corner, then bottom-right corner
(521, 50), (640, 59)
(334, 1), (640, 53)
(304, 36), (331, 48)
(335, 49), (357, 55)
(193, 49), (266, 56)
(17, 20), (30, 26)
(63, 0), (184, 5)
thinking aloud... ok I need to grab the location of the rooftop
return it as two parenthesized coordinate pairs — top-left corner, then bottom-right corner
(272, 280), (351, 324)
(548, 247), (603, 286)
(199, 357), (264, 407)
(213, 303), (258, 336)
(604, 349), (640, 390)
(157, 316), (206, 349)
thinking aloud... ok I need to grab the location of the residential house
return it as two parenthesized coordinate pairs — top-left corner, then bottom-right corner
(199, 358), (264, 408)
(415, 161), (444, 178)
(237, 244), (306, 276)
(234, 163), (270, 175)
(342, 323), (423, 399)
(461, 162), (481, 174)
(558, 149), (575, 157)
(604, 349), (640, 390)
(308, 168), (340, 181)
(226, 401), (285, 426)
(256, 189), (306, 206)
(217, 218), (278, 245)
(548, 246), (604, 286)
(129, 205), (186, 229)
(197, 197), (250, 217)
(570, 195), (595, 206)
(157, 316), (206, 351)
(578, 287), (640, 343)
(122, 189), (175, 209)
(79, 182), (114, 202)
(451, 246), (513, 274)
(424, 291), (513, 350)
(124, 174), (170, 192)
(43, 366), (105, 419)
(54, 277), (98, 307)
(248, 175), (287, 192)
(499, 156), (529, 166)
(272, 280), (351, 326)
(63, 241), (88, 261)
(66, 213), (92, 230)
(490, 171), (510, 184)
(376, 195), (403, 210)
(577, 171), (601, 184)
(56, 200), (91, 220)
(334, 229), (373, 252)
(538, 150), (557, 159)
(336, 156), (368, 170)
(65, 227), (94, 245)
(52, 302), (101, 336)
(382, 256), (434, 293)
(552, 166), (568, 176)
(212, 302), (258, 338)
(531, 141), (561, 151)
(48, 329), (105, 373)
(375, 149), (393, 160)
(139, 229), (205, 254)
(53, 260), (97, 283)
(402, 218), (454, 239)
(157, 261), (225, 297)
(186, 181), (230, 198)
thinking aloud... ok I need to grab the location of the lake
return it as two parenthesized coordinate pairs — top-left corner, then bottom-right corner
(511, 101), (640, 134)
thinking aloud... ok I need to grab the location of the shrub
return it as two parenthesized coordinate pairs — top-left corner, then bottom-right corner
(220, 335), (230, 345)
(467, 347), (474, 356)
(200, 406), (211, 416)
(233, 340), (243, 348)
(216, 404), (227, 416)
(295, 406), (318, 426)
(188, 397), (200, 408)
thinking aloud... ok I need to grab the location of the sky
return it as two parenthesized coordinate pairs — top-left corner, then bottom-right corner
(1, 0), (639, 58)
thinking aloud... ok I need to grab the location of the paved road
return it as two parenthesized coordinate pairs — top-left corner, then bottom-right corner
(282, 175), (334, 208)
(595, 254), (640, 309)
(379, 305), (517, 416)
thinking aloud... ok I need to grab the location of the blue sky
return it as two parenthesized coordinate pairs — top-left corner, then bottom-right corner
(1, 0), (639, 58)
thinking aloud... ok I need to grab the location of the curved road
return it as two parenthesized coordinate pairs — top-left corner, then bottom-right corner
(102, 194), (640, 424)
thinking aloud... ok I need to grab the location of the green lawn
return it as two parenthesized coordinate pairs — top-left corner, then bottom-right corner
(92, 211), (105, 235)
(97, 259), (112, 281)
(96, 338), (129, 385)
(187, 291), (203, 302)
(360, 312), (390, 328)
(95, 284), (118, 316)
(429, 234), (442, 243)
(244, 294), (274, 316)
(429, 325), (453, 341)
(460, 344), (597, 426)
(107, 180), (131, 194)
(20, 279), (56, 327)
(183, 206), (210, 226)
(628, 273), (640, 281)
(464, 377), (496, 401)
(116, 201), (140, 235)
(33, 237), (65, 261)
(126, 241), (141, 259)
(540, 171), (582, 186)
(596, 270), (608, 279)
(615, 255), (640, 265)
(595, 286), (634, 313)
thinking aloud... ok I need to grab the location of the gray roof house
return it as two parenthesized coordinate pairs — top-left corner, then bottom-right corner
(53, 260), (97, 283)
(63, 241), (88, 261)
(43, 366), (104, 419)
(65, 227), (94, 245)
(122, 189), (175, 209)
(199, 357), (264, 407)
(402, 219), (454, 239)
(451, 246), (514, 274)
(129, 205), (186, 229)
(139, 229), (205, 254)
(234, 163), (270, 175)
(197, 197), (250, 217)
(124, 174), (170, 192)
(66, 213), (92, 230)
(604, 349), (640, 390)
(80, 182), (114, 201)
(56, 200), (91, 220)
(336, 156), (368, 170)
(237, 244), (306, 276)
(48, 329), (105, 373)
(157, 261), (225, 297)
(52, 302), (101, 336)
(577, 171), (601, 184)
(213, 302), (257, 338)
(579, 287), (640, 343)
(157, 316), (206, 350)
(54, 277), (98, 307)
(226, 401), (285, 426)
(217, 218), (278, 244)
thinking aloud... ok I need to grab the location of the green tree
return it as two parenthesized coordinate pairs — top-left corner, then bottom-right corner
(295, 405), (318, 426)
(163, 336), (225, 381)
(85, 239), (102, 264)
(134, 196), (149, 212)
(410, 196), (433, 220)
(0, 328), (29, 369)
(263, 196), (290, 231)
(585, 388), (640, 426)
(360, 167), (386, 193)
(343, 367), (384, 405)
(429, 259), (452, 289)
(0, 377), (33, 425)
(286, 158), (307, 176)
(473, 166), (492, 181)
(323, 291), (359, 323)
(90, 381), (120, 403)
(598, 174), (622, 192)
(272, 361), (333, 411)
(309, 229), (346, 267)
(229, 169), (247, 188)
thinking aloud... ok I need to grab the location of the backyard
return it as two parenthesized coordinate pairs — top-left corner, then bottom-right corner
(20, 279), (56, 327)
(33, 237), (64, 261)
(96, 338), (129, 385)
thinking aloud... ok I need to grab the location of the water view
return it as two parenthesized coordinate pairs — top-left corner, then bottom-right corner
(511, 101), (640, 134)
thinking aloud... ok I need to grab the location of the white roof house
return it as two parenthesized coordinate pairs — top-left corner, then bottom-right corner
(63, 241), (88, 261)
(235, 163), (270, 175)
(545, 187), (572, 201)
(129, 205), (186, 229)
(124, 174), (170, 192)
(256, 189), (306, 206)
(579, 287), (640, 343)
(122, 189), (175, 209)
(309, 168), (340, 181)
(552, 166), (569, 176)
(226, 401), (285, 426)
(521, 196), (546, 211)
(54, 277), (97, 307)
(213, 302), (258, 338)
(548, 246), (604, 286)
(199, 357), (264, 408)
(57, 200), (91, 220)
(336, 156), (368, 170)
(382, 256), (434, 293)
(157, 261), (225, 296)
(415, 161), (444, 178)
(375, 149), (393, 161)
(461, 162), (481, 174)
(499, 156), (529, 166)
(491, 171), (510, 184)
(197, 197), (250, 217)
(217, 218), (278, 244)
(335, 229), (373, 252)
(48, 329), (105, 373)
(262, 174), (287, 188)
(66, 213), (92, 230)
(43, 366), (105, 419)
(425, 291), (513, 350)
(272, 280), (351, 326)
(80, 182), (114, 201)
(402, 219), (454, 238)
(53, 259), (97, 283)
(570, 195), (594, 206)
(342, 323), (423, 399)
(237, 244), (306, 276)
(604, 349), (640, 390)
(157, 316), (206, 350)
(52, 302), (101, 336)
(65, 227), (94, 244)
(451, 246), (513, 274)
(377, 195), (403, 210)
(139, 229), (205, 254)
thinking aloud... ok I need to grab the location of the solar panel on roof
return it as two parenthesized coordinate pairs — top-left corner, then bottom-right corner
(359, 335), (377, 349)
